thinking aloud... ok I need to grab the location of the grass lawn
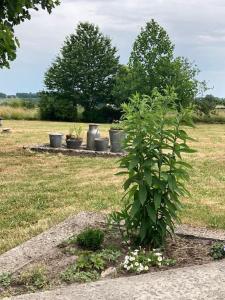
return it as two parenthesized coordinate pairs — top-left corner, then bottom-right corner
(0, 120), (225, 254)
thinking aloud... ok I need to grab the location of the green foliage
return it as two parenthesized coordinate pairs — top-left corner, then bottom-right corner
(112, 65), (135, 105)
(60, 247), (121, 283)
(76, 252), (105, 271)
(0, 98), (38, 109)
(0, 272), (12, 288)
(129, 19), (174, 95)
(39, 93), (77, 121)
(68, 125), (82, 139)
(195, 94), (218, 117)
(82, 104), (122, 123)
(210, 243), (225, 260)
(18, 266), (48, 290)
(44, 22), (119, 111)
(114, 19), (205, 108)
(122, 248), (176, 273)
(76, 228), (104, 251)
(0, 92), (6, 98)
(109, 89), (195, 247)
(0, 0), (60, 68)
(98, 248), (121, 263)
(61, 267), (99, 283)
(110, 121), (124, 130)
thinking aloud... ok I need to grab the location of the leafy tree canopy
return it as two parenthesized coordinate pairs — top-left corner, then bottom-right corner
(118, 19), (206, 108)
(44, 22), (119, 111)
(0, 0), (60, 68)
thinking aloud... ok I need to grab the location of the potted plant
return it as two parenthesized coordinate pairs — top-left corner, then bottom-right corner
(109, 122), (125, 153)
(66, 125), (83, 149)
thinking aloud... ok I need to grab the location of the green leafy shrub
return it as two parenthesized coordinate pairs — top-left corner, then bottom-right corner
(194, 95), (217, 117)
(76, 253), (105, 271)
(61, 252), (106, 283)
(99, 249), (121, 263)
(0, 272), (12, 288)
(76, 228), (104, 251)
(82, 104), (122, 123)
(39, 93), (78, 121)
(210, 243), (225, 260)
(109, 88), (195, 247)
(61, 266), (99, 283)
(18, 266), (48, 290)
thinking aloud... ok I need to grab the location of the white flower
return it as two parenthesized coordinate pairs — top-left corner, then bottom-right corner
(129, 256), (135, 261)
(139, 264), (144, 271)
(158, 257), (162, 262)
(155, 252), (162, 257)
(147, 258), (151, 262)
(144, 266), (149, 271)
(125, 255), (129, 261)
(135, 262), (139, 266)
(158, 262), (162, 266)
(127, 266), (130, 270)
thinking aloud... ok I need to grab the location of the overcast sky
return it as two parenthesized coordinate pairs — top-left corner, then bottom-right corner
(0, 0), (225, 96)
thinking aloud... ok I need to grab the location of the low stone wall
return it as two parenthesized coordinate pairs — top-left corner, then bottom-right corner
(23, 144), (126, 158)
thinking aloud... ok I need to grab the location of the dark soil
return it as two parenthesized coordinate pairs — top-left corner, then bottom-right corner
(0, 227), (218, 298)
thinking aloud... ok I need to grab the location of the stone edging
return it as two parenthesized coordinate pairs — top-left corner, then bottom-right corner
(23, 145), (126, 158)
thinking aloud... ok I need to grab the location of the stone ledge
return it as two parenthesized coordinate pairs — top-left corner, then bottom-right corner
(23, 144), (125, 158)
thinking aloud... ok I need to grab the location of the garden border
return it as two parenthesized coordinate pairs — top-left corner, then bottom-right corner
(23, 145), (126, 158)
(0, 211), (224, 275)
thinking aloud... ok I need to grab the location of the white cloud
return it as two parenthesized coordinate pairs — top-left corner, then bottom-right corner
(0, 0), (225, 96)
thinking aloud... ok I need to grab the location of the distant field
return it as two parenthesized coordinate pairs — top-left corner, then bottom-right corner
(0, 120), (225, 254)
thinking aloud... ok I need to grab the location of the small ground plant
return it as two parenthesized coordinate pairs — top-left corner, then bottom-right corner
(122, 248), (176, 273)
(76, 228), (104, 251)
(60, 248), (121, 283)
(18, 266), (48, 291)
(109, 88), (195, 247)
(0, 272), (12, 288)
(210, 243), (225, 260)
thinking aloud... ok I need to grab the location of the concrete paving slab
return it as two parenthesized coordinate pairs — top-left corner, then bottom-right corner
(0, 212), (104, 274)
(6, 259), (225, 300)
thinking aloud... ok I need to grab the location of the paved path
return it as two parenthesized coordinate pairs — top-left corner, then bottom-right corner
(6, 259), (225, 300)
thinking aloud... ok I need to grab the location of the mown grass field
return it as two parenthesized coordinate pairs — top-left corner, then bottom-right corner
(0, 120), (225, 254)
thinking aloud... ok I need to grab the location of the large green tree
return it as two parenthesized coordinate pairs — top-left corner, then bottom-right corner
(44, 22), (119, 112)
(0, 0), (60, 68)
(116, 19), (204, 107)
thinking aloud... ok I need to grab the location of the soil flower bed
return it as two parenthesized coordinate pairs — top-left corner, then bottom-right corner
(0, 225), (224, 299)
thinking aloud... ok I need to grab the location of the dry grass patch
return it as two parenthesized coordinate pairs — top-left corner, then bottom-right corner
(0, 121), (225, 254)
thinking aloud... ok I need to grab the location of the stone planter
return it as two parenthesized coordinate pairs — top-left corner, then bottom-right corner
(49, 133), (64, 148)
(95, 138), (109, 152)
(109, 129), (125, 153)
(66, 138), (83, 149)
(87, 124), (100, 150)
